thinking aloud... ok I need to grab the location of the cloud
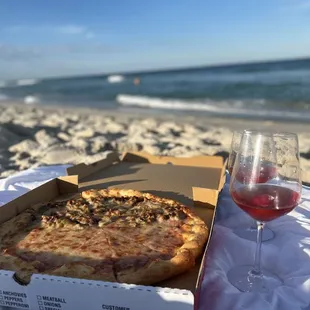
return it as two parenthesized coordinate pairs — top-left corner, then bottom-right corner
(56, 25), (87, 35)
(56, 25), (96, 39)
(52, 43), (116, 54)
(0, 44), (41, 61)
(3, 24), (96, 39)
(0, 42), (118, 62)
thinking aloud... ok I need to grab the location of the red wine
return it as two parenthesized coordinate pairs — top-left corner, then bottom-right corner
(235, 161), (277, 184)
(256, 163), (277, 183)
(231, 185), (300, 222)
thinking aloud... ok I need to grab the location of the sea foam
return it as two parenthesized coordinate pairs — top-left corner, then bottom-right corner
(116, 94), (310, 121)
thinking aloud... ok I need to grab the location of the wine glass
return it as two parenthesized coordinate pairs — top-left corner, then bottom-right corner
(228, 130), (275, 242)
(227, 131), (301, 293)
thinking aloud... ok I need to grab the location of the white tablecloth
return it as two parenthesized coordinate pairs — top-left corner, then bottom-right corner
(0, 168), (309, 310)
(199, 174), (310, 310)
(0, 165), (71, 207)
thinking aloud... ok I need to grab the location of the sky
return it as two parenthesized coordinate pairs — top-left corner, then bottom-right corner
(0, 0), (310, 79)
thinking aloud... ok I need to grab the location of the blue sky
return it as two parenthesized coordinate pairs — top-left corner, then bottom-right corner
(0, 0), (310, 79)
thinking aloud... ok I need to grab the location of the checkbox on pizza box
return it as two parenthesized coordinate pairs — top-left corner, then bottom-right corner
(0, 296), (3, 299)
(38, 301), (43, 305)
(39, 306), (44, 310)
(0, 300), (5, 305)
(37, 295), (42, 300)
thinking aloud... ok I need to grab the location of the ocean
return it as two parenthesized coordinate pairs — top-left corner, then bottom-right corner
(1, 58), (310, 121)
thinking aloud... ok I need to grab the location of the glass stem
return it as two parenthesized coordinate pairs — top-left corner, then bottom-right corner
(253, 221), (264, 276)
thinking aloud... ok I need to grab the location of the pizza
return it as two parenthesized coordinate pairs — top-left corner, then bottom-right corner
(0, 189), (209, 285)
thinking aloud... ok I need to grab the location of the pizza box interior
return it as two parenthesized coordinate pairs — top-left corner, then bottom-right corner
(0, 151), (226, 310)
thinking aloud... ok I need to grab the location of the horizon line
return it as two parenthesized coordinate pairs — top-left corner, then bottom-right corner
(6, 55), (310, 81)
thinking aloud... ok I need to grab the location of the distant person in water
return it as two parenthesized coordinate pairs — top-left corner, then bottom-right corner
(133, 78), (140, 85)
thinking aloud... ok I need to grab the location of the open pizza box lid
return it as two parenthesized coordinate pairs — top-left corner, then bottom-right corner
(67, 151), (227, 292)
(0, 151), (226, 310)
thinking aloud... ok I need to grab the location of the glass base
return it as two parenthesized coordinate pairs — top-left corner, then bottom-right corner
(234, 225), (275, 242)
(227, 265), (282, 293)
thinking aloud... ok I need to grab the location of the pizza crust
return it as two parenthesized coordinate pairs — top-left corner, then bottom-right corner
(117, 249), (195, 285)
(0, 254), (38, 283)
(48, 262), (116, 282)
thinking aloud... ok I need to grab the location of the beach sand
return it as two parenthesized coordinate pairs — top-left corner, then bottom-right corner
(1, 102), (310, 183)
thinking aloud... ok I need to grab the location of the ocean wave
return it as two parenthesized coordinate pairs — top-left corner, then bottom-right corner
(2, 79), (39, 88)
(24, 95), (40, 104)
(16, 79), (39, 86)
(107, 75), (124, 83)
(116, 94), (310, 121)
(117, 94), (262, 112)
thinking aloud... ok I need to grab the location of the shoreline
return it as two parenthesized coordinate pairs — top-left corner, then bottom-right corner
(0, 101), (310, 182)
(2, 100), (310, 132)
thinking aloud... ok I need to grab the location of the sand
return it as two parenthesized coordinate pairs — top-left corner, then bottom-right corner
(1, 101), (310, 183)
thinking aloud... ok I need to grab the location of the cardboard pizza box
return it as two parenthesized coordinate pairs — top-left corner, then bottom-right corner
(0, 152), (226, 310)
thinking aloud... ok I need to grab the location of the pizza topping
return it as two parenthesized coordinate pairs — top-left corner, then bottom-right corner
(38, 192), (192, 230)
(65, 211), (99, 226)
(41, 215), (83, 230)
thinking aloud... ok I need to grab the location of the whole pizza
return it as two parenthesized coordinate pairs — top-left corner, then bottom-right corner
(0, 189), (209, 285)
